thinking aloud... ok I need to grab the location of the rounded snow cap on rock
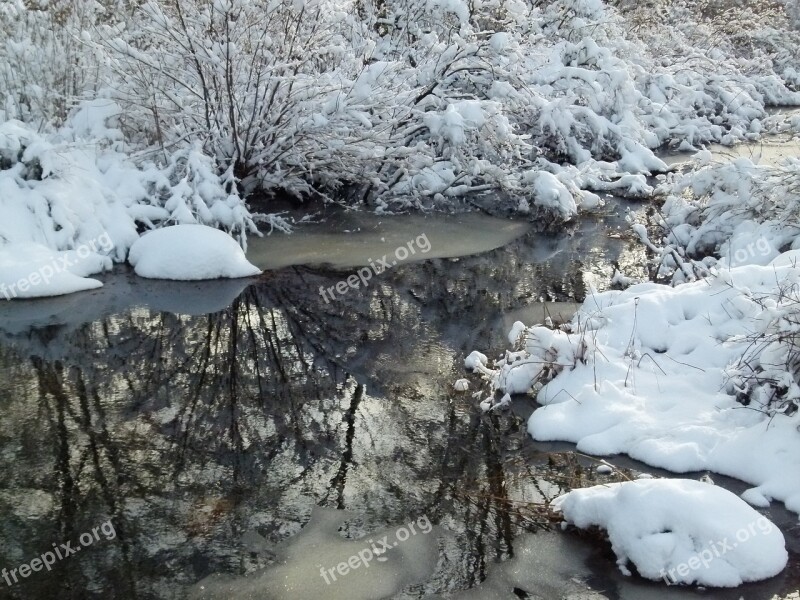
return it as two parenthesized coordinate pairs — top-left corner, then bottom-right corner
(128, 224), (262, 281)
(553, 478), (788, 587)
(464, 350), (488, 371)
(453, 379), (470, 392)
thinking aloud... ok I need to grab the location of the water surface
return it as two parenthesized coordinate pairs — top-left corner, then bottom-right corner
(0, 200), (797, 600)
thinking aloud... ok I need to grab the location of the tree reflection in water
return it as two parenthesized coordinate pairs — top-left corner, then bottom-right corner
(0, 227), (647, 599)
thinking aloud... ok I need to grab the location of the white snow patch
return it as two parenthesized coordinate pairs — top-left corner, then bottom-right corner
(475, 257), (800, 514)
(0, 243), (110, 299)
(464, 350), (488, 371)
(741, 488), (772, 508)
(508, 320), (526, 344)
(553, 479), (788, 587)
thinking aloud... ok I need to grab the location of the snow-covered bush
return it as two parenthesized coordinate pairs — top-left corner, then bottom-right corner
(0, 110), (276, 258)
(467, 258), (800, 512)
(469, 317), (592, 406)
(634, 156), (800, 284)
(82, 0), (566, 214)
(614, 0), (800, 94)
(4, 0), (800, 234)
(0, 0), (110, 127)
(94, 0), (382, 197)
(725, 268), (800, 418)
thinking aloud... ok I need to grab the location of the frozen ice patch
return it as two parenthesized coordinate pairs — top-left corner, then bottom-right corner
(189, 507), (438, 600)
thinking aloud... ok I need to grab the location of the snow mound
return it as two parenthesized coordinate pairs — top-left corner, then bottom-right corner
(128, 225), (262, 280)
(1, 243), (110, 299)
(464, 350), (488, 371)
(554, 479), (788, 587)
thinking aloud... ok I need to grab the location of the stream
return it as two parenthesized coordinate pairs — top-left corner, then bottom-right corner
(0, 143), (799, 599)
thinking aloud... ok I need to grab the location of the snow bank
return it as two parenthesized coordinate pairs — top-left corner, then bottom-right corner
(0, 243), (110, 299)
(553, 479), (788, 587)
(473, 258), (800, 514)
(0, 116), (275, 279)
(464, 350), (488, 371)
(128, 225), (261, 280)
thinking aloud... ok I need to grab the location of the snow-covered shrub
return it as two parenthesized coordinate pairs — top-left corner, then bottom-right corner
(0, 0), (109, 127)
(785, 0), (800, 29)
(87, 0), (578, 216)
(725, 271), (800, 417)
(635, 157), (800, 284)
(0, 110), (276, 258)
(611, 0), (800, 144)
(625, 151), (800, 415)
(467, 261), (800, 512)
(93, 0), (387, 197)
(470, 316), (593, 404)
(4, 0), (800, 228)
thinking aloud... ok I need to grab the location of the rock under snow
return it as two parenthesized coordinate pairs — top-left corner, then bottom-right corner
(553, 479), (788, 587)
(464, 350), (488, 371)
(128, 225), (262, 281)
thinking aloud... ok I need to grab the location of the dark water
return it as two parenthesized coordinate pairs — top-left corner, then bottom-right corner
(0, 201), (797, 600)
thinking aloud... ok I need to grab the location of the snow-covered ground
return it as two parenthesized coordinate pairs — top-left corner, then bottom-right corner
(633, 149), (800, 285)
(0, 112), (281, 294)
(553, 479), (788, 587)
(461, 94), (800, 586)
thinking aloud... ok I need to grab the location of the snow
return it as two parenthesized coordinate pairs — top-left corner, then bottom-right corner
(0, 242), (111, 299)
(453, 379), (470, 392)
(646, 155), (800, 284)
(474, 256), (800, 515)
(521, 170), (578, 219)
(128, 225), (262, 281)
(741, 488), (772, 508)
(464, 350), (488, 371)
(0, 117), (275, 275)
(4, 0), (800, 223)
(553, 479), (788, 587)
(508, 321), (526, 344)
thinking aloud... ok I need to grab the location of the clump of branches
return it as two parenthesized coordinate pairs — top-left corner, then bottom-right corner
(0, 0), (114, 127)
(632, 158), (800, 285)
(726, 280), (800, 417)
(472, 310), (594, 402)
